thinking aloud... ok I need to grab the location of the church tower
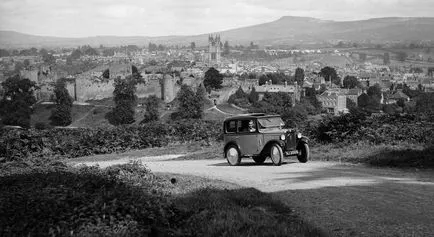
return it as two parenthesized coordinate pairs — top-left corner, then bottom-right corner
(208, 34), (222, 65)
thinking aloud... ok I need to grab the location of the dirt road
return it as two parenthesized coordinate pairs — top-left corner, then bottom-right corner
(72, 156), (434, 237)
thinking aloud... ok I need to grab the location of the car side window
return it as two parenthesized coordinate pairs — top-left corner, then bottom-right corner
(226, 120), (237, 133)
(237, 119), (256, 133)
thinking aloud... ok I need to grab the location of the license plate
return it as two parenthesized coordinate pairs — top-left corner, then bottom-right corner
(285, 150), (299, 156)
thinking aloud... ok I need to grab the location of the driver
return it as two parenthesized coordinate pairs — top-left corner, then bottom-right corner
(248, 120), (256, 132)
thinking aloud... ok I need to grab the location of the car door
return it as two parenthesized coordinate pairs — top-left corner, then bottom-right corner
(236, 119), (260, 156)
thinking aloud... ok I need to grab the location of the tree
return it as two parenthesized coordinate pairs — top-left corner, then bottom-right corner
(190, 42), (196, 50)
(148, 43), (158, 52)
(141, 95), (160, 123)
(248, 87), (259, 103)
(204, 67), (223, 90)
(70, 49), (82, 60)
(223, 41), (230, 55)
(396, 51), (408, 62)
(0, 49), (10, 57)
(383, 52), (390, 65)
(428, 67), (434, 77)
(42, 53), (56, 65)
(84, 47), (98, 56)
(359, 53), (367, 61)
(294, 68), (304, 86)
(49, 80), (73, 126)
(0, 75), (38, 128)
(106, 77), (137, 125)
(410, 67), (423, 73)
(102, 69), (110, 79)
(172, 84), (204, 119)
(23, 59), (30, 68)
(320, 66), (340, 85)
(343, 75), (358, 89)
(415, 92), (434, 114)
(367, 83), (382, 100)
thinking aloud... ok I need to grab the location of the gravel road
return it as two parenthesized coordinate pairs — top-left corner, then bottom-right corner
(72, 155), (434, 237)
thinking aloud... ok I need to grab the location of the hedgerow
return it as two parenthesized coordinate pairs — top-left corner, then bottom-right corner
(0, 120), (222, 162)
(305, 113), (434, 145)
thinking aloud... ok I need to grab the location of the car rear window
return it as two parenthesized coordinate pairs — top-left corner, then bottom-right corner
(226, 120), (237, 133)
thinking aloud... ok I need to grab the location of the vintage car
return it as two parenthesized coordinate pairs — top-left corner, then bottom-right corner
(223, 113), (309, 166)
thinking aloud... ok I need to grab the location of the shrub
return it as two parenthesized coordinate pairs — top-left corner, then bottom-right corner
(0, 120), (222, 162)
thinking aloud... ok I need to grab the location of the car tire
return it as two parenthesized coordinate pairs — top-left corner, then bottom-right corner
(270, 144), (283, 166)
(253, 155), (266, 164)
(297, 143), (309, 163)
(226, 145), (241, 166)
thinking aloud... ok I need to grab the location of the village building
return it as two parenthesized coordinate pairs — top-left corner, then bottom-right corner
(316, 90), (348, 115)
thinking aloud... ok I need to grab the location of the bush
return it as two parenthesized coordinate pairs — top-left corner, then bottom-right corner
(0, 120), (222, 162)
(34, 122), (49, 130)
(306, 113), (434, 145)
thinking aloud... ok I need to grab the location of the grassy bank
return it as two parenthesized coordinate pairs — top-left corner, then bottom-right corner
(0, 161), (325, 237)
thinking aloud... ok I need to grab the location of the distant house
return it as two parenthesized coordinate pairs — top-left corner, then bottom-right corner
(316, 90), (348, 115)
(254, 82), (300, 104)
(384, 90), (410, 104)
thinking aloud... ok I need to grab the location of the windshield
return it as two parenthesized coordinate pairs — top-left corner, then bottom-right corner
(258, 117), (285, 129)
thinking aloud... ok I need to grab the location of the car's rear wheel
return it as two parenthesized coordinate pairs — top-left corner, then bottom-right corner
(270, 144), (283, 166)
(297, 143), (309, 163)
(253, 155), (266, 164)
(226, 145), (241, 166)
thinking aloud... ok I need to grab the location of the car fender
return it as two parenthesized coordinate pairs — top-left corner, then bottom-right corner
(297, 137), (309, 149)
(261, 140), (285, 154)
(224, 142), (241, 157)
(299, 136), (309, 144)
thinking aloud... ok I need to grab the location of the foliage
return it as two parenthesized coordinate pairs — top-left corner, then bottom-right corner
(0, 75), (38, 128)
(248, 87), (259, 103)
(258, 72), (289, 85)
(106, 77), (137, 125)
(415, 92), (434, 114)
(172, 85), (204, 120)
(203, 67), (223, 90)
(141, 95), (160, 124)
(383, 52), (390, 65)
(102, 69), (110, 79)
(306, 113), (434, 145)
(0, 162), (322, 236)
(396, 51), (408, 62)
(228, 86), (248, 107)
(223, 41), (230, 55)
(49, 80), (73, 126)
(320, 66), (340, 85)
(294, 67), (304, 85)
(0, 120), (222, 161)
(343, 75), (358, 89)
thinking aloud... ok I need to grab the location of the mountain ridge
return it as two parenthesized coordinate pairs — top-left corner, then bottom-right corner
(1, 16), (434, 48)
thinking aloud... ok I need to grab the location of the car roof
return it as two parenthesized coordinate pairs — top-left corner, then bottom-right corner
(224, 113), (281, 122)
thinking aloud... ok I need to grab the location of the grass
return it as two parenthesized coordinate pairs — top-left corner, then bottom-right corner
(310, 142), (434, 169)
(0, 161), (325, 237)
(216, 103), (247, 115)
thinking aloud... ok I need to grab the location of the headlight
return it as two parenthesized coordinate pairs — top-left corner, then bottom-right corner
(297, 133), (302, 139)
(280, 134), (286, 140)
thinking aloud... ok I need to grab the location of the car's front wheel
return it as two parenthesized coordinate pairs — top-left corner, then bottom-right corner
(226, 145), (241, 166)
(297, 143), (309, 163)
(270, 144), (283, 166)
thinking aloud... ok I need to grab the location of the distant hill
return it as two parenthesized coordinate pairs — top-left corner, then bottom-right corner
(1, 16), (434, 48)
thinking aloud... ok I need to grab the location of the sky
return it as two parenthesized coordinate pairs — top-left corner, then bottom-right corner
(0, 0), (433, 37)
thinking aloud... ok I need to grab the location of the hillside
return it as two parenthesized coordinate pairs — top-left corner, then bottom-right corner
(1, 16), (434, 48)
